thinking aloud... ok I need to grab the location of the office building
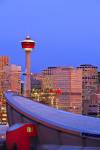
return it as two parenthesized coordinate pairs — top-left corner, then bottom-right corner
(0, 56), (9, 69)
(3, 64), (21, 94)
(30, 74), (42, 90)
(42, 67), (82, 114)
(77, 64), (98, 115)
(89, 85), (100, 116)
(0, 56), (9, 124)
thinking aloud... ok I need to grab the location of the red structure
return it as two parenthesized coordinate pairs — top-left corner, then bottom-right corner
(6, 123), (37, 150)
(21, 35), (35, 97)
(49, 89), (62, 95)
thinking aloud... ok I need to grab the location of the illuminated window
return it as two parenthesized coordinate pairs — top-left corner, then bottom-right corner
(27, 127), (33, 133)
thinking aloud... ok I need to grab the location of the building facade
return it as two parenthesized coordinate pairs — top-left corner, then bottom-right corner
(77, 64), (98, 115)
(42, 67), (82, 114)
(0, 56), (9, 124)
(0, 64), (21, 124)
(3, 64), (21, 94)
(0, 56), (9, 69)
(89, 85), (100, 116)
(0, 56), (9, 92)
(98, 72), (100, 84)
(30, 65), (99, 115)
(30, 74), (42, 90)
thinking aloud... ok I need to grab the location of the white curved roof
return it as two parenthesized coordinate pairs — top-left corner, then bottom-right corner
(5, 92), (100, 136)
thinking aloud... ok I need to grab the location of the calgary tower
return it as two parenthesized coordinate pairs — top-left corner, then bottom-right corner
(21, 35), (35, 97)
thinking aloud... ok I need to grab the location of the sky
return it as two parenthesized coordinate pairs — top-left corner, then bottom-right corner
(0, 0), (100, 72)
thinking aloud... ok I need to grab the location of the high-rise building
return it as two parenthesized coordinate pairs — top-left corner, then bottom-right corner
(88, 71), (100, 116)
(30, 73), (53, 105)
(89, 85), (100, 116)
(3, 64), (21, 94)
(98, 72), (100, 84)
(0, 56), (9, 92)
(30, 74), (42, 90)
(0, 57), (21, 124)
(0, 56), (9, 69)
(0, 64), (21, 124)
(0, 56), (9, 124)
(77, 64), (98, 115)
(42, 67), (82, 114)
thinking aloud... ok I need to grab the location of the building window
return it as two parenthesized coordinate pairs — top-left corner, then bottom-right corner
(27, 127), (33, 133)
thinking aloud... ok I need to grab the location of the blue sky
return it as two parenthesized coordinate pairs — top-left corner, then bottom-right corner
(0, 0), (100, 72)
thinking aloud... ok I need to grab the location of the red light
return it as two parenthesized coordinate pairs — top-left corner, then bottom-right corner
(49, 89), (62, 95)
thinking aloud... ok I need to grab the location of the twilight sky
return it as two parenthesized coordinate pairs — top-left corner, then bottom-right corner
(0, 0), (100, 72)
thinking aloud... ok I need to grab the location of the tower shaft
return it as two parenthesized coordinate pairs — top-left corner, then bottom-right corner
(21, 35), (35, 97)
(24, 51), (31, 97)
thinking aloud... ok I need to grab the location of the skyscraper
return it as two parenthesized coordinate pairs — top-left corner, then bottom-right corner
(3, 64), (21, 94)
(42, 67), (82, 114)
(0, 56), (9, 124)
(0, 56), (9, 69)
(30, 74), (42, 90)
(0, 56), (9, 92)
(77, 64), (98, 115)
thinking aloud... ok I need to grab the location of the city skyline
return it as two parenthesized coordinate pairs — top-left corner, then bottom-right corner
(1, 1), (100, 149)
(0, 0), (100, 73)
